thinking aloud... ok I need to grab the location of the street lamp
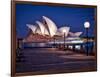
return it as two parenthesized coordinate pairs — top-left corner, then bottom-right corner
(63, 29), (66, 50)
(84, 21), (90, 56)
(53, 36), (56, 48)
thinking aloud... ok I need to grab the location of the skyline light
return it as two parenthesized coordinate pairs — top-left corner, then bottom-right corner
(84, 21), (90, 28)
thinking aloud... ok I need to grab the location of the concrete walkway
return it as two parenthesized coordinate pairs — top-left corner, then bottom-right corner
(16, 48), (96, 73)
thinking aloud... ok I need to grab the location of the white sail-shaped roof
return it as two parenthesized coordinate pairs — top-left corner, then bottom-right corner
(35, 28), (41, 34)
(36, 21), (50, 35)
(44, 27), (49, 35)
(58, 27), (70, 37)
(36, 21), (45, 35)
(26, 16), (82, 38)
(26, 24), (37, 33)
(69, 32), (82, 37)
(42, 16), (57, 37)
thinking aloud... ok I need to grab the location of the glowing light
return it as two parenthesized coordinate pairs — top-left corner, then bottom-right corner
(75, 45), (81, 50)
(58, 27), (70, 36)
(84, 21), (90, 28)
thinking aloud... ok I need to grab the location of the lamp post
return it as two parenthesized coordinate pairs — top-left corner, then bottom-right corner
(53, 37), (56, 48)
(84, 21), (90, 56)
(63, 29), (66, 50)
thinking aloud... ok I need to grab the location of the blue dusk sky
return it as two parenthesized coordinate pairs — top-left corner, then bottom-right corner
(16, 4), (96, 38)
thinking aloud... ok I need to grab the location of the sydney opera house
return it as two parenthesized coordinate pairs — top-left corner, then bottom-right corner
(23, 16), (82, 43)
(16, 16), (95, 74)
(15, 4), (96, 74)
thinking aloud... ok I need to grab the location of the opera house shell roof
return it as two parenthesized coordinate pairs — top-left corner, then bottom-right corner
(24, 16), (82, 42)
(27, 16), (71, 37)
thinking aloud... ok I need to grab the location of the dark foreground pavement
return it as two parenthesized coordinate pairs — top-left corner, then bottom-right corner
(16, 48), (97, 74)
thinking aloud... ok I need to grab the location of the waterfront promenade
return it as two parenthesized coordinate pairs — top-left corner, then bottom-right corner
(16, 48), (96, 74)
